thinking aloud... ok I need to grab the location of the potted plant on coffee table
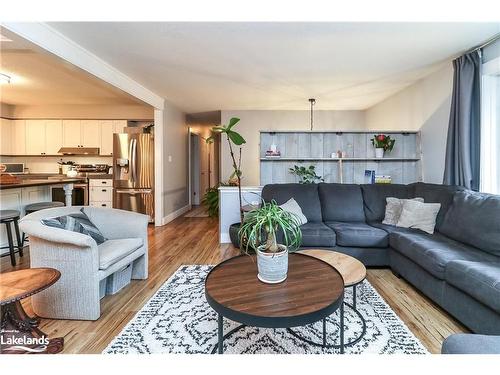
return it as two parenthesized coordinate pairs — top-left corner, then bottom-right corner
(371, 134), (395, 158)
(238, 200), (302, 284)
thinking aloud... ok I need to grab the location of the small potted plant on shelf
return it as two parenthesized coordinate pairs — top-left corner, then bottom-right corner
(238, 200), (302, 284)
(289, 165), (324, 184)
(371, 134), (395, 158)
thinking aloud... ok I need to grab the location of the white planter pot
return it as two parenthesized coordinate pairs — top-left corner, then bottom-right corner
(256, 245), (288, 284)
(375, 148), (385, 158)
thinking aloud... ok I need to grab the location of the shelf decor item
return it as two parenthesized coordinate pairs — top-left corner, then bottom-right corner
(289, 165), (324, 184)
(239, 200), (302, 284)
(371, 134), (395, 158)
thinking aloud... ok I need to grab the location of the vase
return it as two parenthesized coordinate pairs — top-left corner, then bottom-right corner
(375, 148), (385, 158)
(256, 244), (288, 284)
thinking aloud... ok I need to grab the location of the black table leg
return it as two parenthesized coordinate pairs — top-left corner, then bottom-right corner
(340, 302), (344, 354)
(13, 219), (23, 257)
(217, 314), (223, 354)
(5, 221), (16, 267)
(322, 317), (326, 346)
(353, 284), (357, 309)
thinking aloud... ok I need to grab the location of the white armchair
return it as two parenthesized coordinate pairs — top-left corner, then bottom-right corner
(20, 206), (149, 320)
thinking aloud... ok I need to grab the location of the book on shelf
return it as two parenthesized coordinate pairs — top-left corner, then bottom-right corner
(364, 170), (375, 184)
(264, 150), (281, 158)
(375, 175), (392, 184)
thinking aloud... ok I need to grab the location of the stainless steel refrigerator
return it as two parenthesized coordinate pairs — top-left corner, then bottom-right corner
(113, 133), (154, 222)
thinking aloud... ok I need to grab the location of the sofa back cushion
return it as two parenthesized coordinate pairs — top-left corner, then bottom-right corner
(414, 182), (464, 230)
(440, 190), (500, 256)
(318, 183), (365, 222)
(360, 184), (412, 222)
(261, 183), (322, 222)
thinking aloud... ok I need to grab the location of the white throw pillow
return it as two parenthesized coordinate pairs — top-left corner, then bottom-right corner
(279, 198), (308, 225)
(396, 200), (441, 234)
(383, 197), (424, 226)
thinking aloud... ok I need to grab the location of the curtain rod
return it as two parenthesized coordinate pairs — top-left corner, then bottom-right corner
(465, 33), (500, 54)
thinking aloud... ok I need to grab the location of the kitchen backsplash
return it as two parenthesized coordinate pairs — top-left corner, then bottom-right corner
(0, 155), (113, 173)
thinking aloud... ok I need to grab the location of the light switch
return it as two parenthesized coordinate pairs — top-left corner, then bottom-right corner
(168, 155), (172, 162)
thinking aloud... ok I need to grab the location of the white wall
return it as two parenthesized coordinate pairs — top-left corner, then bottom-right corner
(163, 101), (189, 217)
(220, 110), (366, 186)
(366, 64), (453, 183)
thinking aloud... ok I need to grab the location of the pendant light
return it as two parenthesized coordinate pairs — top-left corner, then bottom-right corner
(309, 98), (316, 131)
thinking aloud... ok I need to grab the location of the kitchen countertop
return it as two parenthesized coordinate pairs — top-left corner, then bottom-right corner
(0, 178), (84, 190)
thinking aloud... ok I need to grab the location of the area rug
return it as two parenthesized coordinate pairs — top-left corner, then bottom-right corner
(103, 265), (428, 354)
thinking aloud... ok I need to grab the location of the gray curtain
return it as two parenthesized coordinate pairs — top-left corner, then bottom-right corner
(443, 51), (481, 191)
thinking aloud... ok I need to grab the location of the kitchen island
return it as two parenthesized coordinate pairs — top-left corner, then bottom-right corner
(0, 178), (82, 253)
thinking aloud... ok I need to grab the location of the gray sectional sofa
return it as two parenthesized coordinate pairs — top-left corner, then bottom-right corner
(261, 182), (500, 335)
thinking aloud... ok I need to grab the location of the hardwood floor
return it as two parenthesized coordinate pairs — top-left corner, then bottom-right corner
(0, 212), (468, 354)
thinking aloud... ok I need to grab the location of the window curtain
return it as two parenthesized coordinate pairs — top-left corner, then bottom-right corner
(443, 51), (481, 190)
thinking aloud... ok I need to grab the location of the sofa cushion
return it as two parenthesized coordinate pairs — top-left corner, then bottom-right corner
(396, 200), (441, 234)
(382, 197), (424, 225)
(279, 198), (307, 225)
(390, 231), (498, 280)
(262, 184), (322, 222)
(440, 191), (500, 256)
(326, 221), (389, 248)
(318, 183), (365, 222)
(413, 182), (464, 230)
(360, 184), (412, 222)
(299, 222), (336, 247)
(445, 261), (500, 313)
(369, 222), (417, 235)
(99, 238), (143, 270)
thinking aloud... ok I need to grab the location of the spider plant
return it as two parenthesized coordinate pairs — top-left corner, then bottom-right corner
(238, 200), (302, 253)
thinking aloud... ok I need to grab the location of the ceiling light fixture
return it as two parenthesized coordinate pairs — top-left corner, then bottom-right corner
(0, 73), (11, 84)
(309, 98), (316, 131)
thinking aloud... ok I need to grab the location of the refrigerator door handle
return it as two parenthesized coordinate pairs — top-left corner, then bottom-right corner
(128, 138), (134, 182)
(131, 138), (138, 183)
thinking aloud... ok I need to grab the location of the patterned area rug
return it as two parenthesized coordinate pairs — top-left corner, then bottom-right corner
(104, 265), (428, 354)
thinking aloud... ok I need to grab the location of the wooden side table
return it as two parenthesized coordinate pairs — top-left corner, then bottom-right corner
(0, 268), (64, 354)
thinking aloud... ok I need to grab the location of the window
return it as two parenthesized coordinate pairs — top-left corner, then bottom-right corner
(480, 48), (500, 194)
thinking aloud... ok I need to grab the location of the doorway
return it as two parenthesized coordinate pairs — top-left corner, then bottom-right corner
(190, 133), (201, 205)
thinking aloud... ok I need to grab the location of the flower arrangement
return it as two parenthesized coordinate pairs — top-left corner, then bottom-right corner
(371, 134), (395, 152)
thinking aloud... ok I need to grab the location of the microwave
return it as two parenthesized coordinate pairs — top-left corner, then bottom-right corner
(0, 163), (25, 174)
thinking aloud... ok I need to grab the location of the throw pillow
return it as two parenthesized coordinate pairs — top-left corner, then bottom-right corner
(41, 208), (107, 244)
(383, 197), (424, 226)
(396, 200), (441, 234)
(279, 198), (308, 225)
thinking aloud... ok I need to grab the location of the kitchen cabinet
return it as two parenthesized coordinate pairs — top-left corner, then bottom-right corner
(62, 120), (82, 148)
(0, 118), (12, 155)
(113, 120), (127, 134)
(11, 120), (26, 155)
(100, 120), (127, 155)
(89, 178), (113, 208)
(81, 120), (101, 148)
(25, 120), (62, 155)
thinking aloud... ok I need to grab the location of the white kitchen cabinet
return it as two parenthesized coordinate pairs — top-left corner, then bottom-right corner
(81, 120), (101, 148)
(89, 178), (113, 208)
(25, 120), (62, 155)
(11, 120), (26, 155)
(0, 118), (12, 155)
(25, 120), (46, 155)
(99, 120), (114, 155)
(113, 120), (127, 134)
(62, 120), (82, 147)
(44, 120), (63, 154)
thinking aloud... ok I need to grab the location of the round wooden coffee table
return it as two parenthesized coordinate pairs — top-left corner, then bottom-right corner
(0, 268), (64, 354)
(297, 249), (367, 347)
(205, 253), (345, 354)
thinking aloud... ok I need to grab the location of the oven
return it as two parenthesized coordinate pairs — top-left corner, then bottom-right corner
(52, 183), (89, 206)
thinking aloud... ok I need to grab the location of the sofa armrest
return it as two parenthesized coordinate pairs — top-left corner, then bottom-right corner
(83, 207), (149, 240)
(19, 220), (96, 248)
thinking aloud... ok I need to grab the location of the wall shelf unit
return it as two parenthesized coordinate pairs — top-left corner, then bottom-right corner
(260, 130), (422, 185)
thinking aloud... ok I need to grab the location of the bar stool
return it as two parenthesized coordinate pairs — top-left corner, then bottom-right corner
(0, 210), (23, 266)
(21, 201), (66, 247)
(25, 201), (65, 215)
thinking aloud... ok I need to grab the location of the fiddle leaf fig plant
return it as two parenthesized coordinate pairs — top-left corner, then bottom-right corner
(208, 117), (246, 222)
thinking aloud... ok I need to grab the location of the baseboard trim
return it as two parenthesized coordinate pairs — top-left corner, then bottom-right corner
(161, 204), (191, 225)
(220, 233), (230, 244)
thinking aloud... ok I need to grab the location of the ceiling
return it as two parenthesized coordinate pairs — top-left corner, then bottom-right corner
(0, 28), (148, 107)
(46, 22), (500, 112)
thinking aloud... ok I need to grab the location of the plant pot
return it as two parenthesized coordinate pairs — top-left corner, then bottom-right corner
(229, 223), (241, 248)
(256, 244), (288, 284)
(375, 148), (385, 158)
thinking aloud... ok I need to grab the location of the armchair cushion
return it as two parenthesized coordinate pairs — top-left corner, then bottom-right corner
(99, 238), (143, 270)
(41, 208), (107, 244)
